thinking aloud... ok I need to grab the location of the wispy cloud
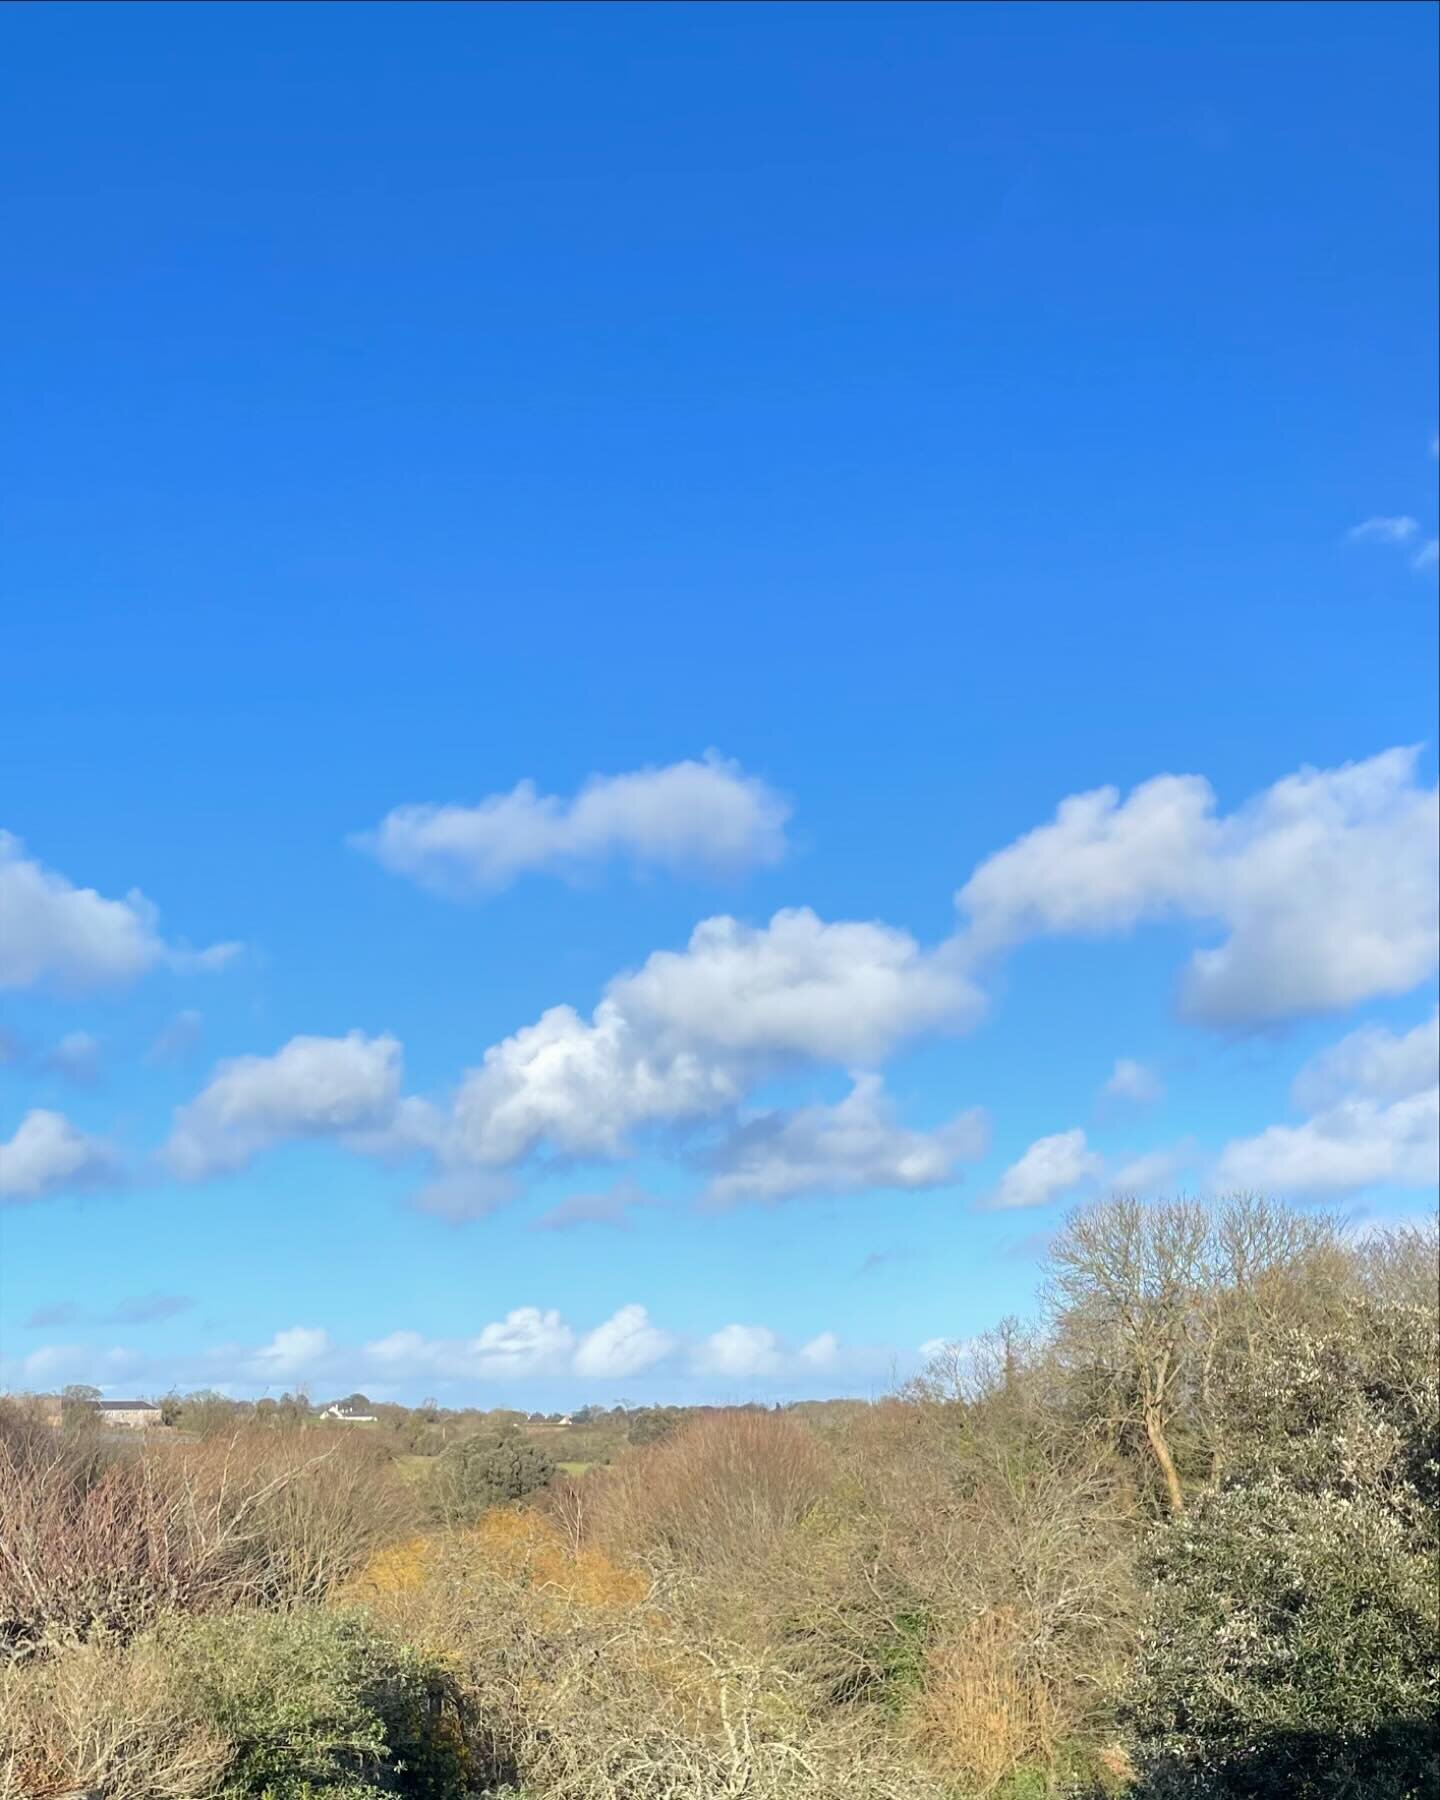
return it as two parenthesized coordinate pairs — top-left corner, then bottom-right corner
(147, 1010), (203, 1065)
(43, 1031), (103, 1086)
(1346, 515), (1418, 544)
(532, 1180), (659, 1232)
(23, 1294), (193, 1329)
(1102, 1057), (1164, 1107)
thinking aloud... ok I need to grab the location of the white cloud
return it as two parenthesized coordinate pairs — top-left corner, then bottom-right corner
(164, 1032), (403, 1179)
(956, 747), (1438, 1026)
(354, 753), (790, 895)
(1414, 539), (1438, 571)
(1292, 1008), (1439, 1112)
(0, 1109), (119, 1203)
(699, 1073), (988, 1208)
(450, 908), (982, 1167)
(1103, 1057), (1164, 1106)
(0, 832), (239, 992)
(573, 1305), (676, 1379)
(364, 1307), (578, 1380)
(694, 1323), (784, 1378)
(1347, 516), (1419, 543)
(1, 1305), (877, 1401)
(1217, 1010), (1439, 1198)
(465, 1307), (577, 1375)
(987, 1128), (1102, 1210)
(248, 1326), (332, 1380)
(798, 1331), (840, 1369)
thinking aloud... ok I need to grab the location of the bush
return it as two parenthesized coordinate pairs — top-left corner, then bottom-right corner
(581, 1409), (834, 1572)
(432, 1430), (554, 1523)
(0, 1630), (230, 1800)
(355, 1507), (947, 1800)
(0, 1417), (415, 1657)
(1126, 1470), (1439, 1798)
(161, 1608), (466, 1799)
(0, 1609), (466, 1800)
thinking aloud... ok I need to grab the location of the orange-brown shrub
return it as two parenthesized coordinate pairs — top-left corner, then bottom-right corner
(906, 1608), (1064, 1794)
(576, 1408), (835, 1572)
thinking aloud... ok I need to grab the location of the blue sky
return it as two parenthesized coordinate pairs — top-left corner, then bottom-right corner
(1, 1), (1436, 1407)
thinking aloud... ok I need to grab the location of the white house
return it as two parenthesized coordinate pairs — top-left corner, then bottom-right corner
(320, 1402), (378, 1423)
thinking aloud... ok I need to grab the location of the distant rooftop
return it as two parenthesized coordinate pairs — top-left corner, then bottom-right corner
(94, 1398), (161, 1411)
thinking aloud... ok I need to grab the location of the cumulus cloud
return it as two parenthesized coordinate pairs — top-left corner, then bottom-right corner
(450, 909), (982, 1167)
(987, 1128), (1102, 1210)
(0, 1109), (119, 1203)
(164, 1032), (403, 1179)
(1102, 1057), (1164, 1106)
(694, 1323), (784, 1378)
(573, 1304), (676, 1379)
(798, 1331), (840, 1368)
(956, 747), (1438, 1026)
(248, 1326), (332, 1380)
(365, 1308), (578, 1380)
(1291, 1008), (1438, 1112)
(1216, 1010), (1438, 1197)
(1347, 516), (1419, 543)
(1, 1302), (876, 1402)
(699, 1074), (988, 1208)
(354, 753), (790, 895)
(0, 832), (239, 992)
(532, 1180), (659, 1232)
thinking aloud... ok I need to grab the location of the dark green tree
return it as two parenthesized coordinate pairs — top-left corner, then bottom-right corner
(433, 1429), (555, 1522)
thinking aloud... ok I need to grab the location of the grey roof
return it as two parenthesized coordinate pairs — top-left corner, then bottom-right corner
(95, 1398), (160, 1411)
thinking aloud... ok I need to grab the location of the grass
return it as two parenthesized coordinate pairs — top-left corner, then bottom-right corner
(556, 1461), (594, 1477)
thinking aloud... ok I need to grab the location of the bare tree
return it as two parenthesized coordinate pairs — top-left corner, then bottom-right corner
(1047, 1196), (1211, 1513)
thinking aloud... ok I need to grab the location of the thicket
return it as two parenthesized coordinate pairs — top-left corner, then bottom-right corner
(430, 1431), (556, 1525)
(1, 1198), (1435, 1800)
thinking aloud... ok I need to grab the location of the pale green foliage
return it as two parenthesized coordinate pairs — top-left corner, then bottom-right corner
(153, 1608), (462, 1799)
